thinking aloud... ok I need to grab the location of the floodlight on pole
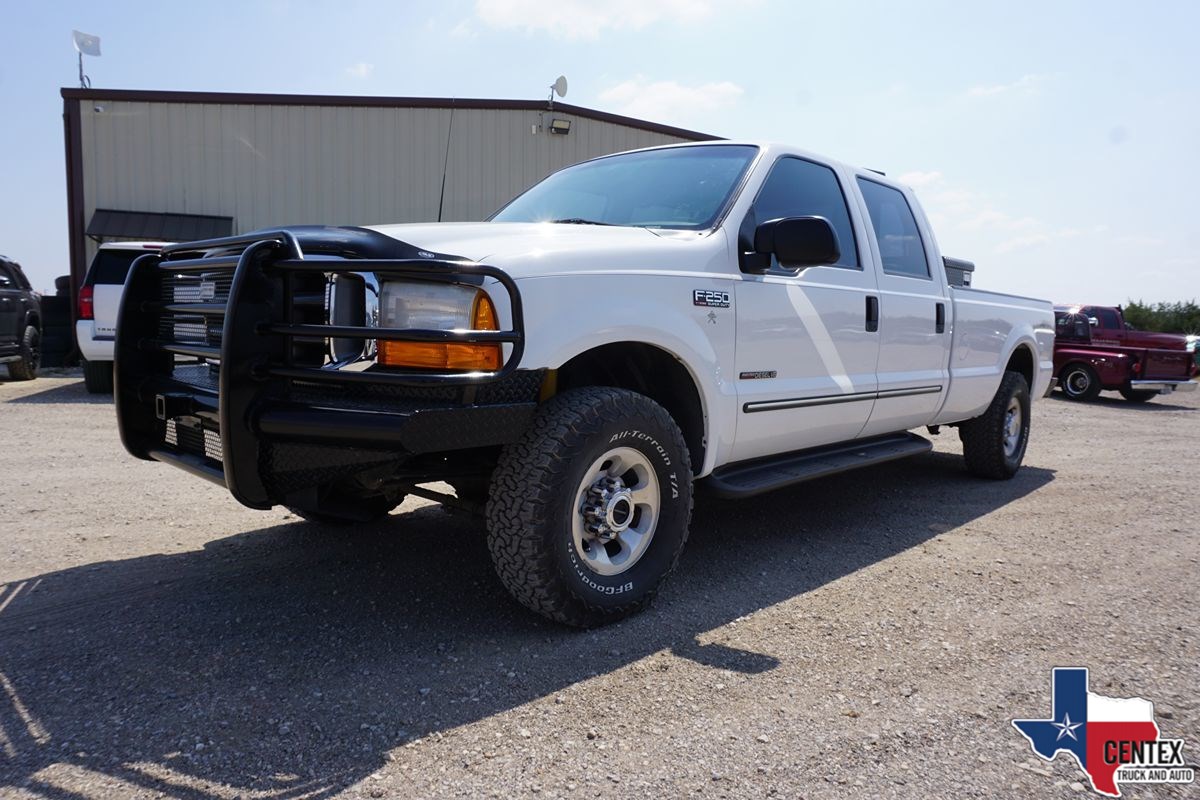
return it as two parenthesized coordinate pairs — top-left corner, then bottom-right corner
(72, 30), (101, 88)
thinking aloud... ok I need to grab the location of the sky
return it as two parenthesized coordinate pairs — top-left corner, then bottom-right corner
(1, 0), (1197, 304)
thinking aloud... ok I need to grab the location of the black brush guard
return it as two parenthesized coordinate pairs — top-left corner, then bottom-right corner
(115, 227), (535, 509)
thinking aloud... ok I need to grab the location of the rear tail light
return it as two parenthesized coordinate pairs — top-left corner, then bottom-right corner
(78, 284), (94, 320)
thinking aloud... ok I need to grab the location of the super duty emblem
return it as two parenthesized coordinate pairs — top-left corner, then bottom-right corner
(693, 289), (730, 308)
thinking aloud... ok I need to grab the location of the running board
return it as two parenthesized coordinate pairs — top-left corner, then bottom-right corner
(706, 432), (932, 499)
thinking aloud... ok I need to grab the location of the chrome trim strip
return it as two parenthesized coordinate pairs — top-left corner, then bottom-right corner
(743, 384), (943, 413)
(874, 385), (943, 399)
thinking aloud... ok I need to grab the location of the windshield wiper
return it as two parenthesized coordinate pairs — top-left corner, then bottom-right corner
(549, 218), (614, 226)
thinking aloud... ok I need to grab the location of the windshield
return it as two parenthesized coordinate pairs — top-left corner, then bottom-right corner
(491, 144), (758, 230)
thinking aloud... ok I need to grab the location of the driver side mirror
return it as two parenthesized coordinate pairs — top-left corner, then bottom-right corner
(750, 216), (840, 272)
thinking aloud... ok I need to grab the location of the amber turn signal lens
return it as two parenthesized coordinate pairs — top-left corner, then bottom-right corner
(378, 292), (502, 371)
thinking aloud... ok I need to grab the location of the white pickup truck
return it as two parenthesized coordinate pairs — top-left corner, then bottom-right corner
(115, 142), (1054, 626)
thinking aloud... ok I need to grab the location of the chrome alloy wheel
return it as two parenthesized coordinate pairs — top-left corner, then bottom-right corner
(571, 447), (660, 576)
(1003, 396), (1023, 457)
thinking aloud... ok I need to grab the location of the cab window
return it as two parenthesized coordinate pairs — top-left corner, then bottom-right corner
(752, 157), (859, 269)
(857, 178), (930, 279)
(1089, 308), (1121, 329)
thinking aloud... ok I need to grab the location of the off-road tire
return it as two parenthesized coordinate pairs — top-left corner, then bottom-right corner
(7, 326), (40, 380)
(959, 370), (1030, 479)
(486, 387), (693, 627)
(82, 359), (114, 394)
(1118, 384), (1157, 403)
(1059, 362), (1100, 401)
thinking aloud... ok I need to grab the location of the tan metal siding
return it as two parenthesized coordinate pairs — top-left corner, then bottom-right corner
(75, 99), (691, 265)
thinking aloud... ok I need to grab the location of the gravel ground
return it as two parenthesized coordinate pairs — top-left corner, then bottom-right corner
(0, 370), (1196, 799)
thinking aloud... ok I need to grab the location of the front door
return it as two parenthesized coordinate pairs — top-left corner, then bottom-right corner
(731, 156), (880, 462)
(0, 263), (20, 349)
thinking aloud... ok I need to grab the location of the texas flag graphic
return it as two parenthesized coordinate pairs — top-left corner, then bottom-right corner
(1012, 668), (1192, 796)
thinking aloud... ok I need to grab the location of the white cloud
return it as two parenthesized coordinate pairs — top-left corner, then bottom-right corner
(344, 62), (374, 79)
(897, 170), (943, 188)
(474, 0), (726, 39)
(966, 73), (1046, 98)
(962, 209), (1039, 232)
(1112, 234), (1165, 248)
(598, 77), (743, 122)
(995, 228), (1081, 254)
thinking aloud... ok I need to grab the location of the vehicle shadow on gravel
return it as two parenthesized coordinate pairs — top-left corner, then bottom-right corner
(2, 378), (110, 405)
(0, 452), (1053, 797)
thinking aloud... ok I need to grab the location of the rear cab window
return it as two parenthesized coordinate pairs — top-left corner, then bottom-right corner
(856, 178), (930, 279)
(85, 249), (147, 286)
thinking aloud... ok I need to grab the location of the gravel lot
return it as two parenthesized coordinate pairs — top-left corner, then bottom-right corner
(0, 370), (1196, 799)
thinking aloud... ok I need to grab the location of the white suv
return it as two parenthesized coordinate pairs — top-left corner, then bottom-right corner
(76, 241), (169, 393)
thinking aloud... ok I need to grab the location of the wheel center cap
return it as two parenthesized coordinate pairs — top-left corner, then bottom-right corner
(582, 478), (634, 541)
(604, 489), (634, 533)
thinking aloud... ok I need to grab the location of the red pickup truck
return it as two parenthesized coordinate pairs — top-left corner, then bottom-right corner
(1054, 304), (1198, 402)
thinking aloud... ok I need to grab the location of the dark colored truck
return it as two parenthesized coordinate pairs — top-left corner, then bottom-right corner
(1053, 304), (1198, 402)
(0, 254), (41, 380)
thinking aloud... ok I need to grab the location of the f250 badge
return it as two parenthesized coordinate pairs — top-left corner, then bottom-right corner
(693, 289), (730, 308)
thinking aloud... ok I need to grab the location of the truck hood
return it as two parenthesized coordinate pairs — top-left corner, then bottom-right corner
(365, 221), (721, 277)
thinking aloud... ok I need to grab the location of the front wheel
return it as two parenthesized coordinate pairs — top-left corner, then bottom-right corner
(486, 387), (693, 627)
(959, 370), (1031, 479)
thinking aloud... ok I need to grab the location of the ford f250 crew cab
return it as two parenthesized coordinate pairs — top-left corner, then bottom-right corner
(115, 142), (1055, 626)
(1054, 304), (1198, 402)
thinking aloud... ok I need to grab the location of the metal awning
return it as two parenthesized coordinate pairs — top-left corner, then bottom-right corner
(86, 208), (234, 242)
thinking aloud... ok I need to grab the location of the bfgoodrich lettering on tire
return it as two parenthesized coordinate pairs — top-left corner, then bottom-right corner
(485, 387), (693, 627)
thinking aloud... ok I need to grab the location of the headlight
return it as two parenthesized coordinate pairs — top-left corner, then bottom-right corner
(377, 280), (501, 371)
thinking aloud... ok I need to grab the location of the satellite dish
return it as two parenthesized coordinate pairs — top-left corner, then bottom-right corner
(552, 75), (568, 99)
(72, 30), (101, 56)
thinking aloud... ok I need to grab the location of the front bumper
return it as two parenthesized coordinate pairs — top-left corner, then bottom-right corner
(115, 227), (531, 509)
(1129, 379), (1198, 394)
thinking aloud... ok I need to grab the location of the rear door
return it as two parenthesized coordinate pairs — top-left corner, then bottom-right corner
(87, 248), (146, 339)
(731, 155), (880, 462)
(853, 177), (952, 437)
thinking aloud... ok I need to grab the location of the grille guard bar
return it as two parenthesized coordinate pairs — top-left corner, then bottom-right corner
(115, 228), (527, 509)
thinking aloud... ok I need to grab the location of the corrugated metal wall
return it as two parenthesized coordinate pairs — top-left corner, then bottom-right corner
(75, 99), (691, 264)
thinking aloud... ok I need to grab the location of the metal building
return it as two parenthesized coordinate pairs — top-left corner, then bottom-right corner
(60, 88), (713, 300)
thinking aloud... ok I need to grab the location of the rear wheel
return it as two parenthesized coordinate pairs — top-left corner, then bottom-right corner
(82, 359), (114, 394)
(7, 326), (40, 380)
(486, 387), (693, 627)
(1059, 363), (1100, 401)
(959, 370), (1030, 479)
(1118, 384), (1158, 403)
